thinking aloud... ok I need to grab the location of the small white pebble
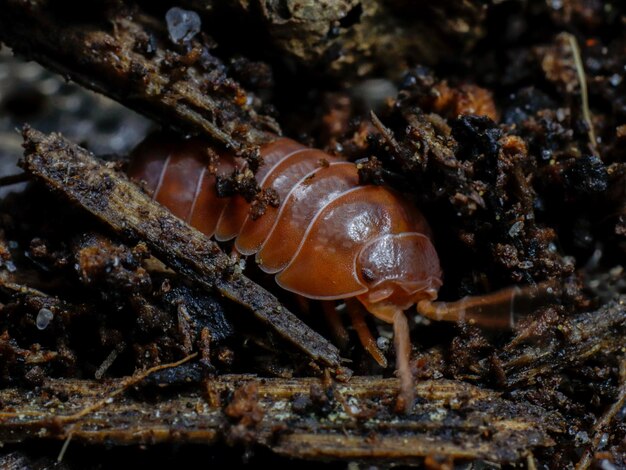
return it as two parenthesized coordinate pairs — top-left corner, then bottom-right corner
(508, 220), (524, 237)
(549, 0), (563, 10)
(351, 78), (397, 113)
(518, 260), (534, 269)
(166, 7), (201, 44)
(376, 336), (390, 351)
(601, 460), (617, 470)
(598, 432), (609, 449)
(575, 430), (590, 445)
(609, 73), (622, 87)
(36, 308), (54, 330)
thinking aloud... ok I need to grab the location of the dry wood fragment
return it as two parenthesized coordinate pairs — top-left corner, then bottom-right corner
(0, 376), (563, 464)
(19, 127), (341, 369)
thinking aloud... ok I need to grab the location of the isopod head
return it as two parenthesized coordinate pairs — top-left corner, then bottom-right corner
(355, 232), (442, 323)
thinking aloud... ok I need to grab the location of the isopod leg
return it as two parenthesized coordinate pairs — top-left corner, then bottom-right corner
(320, 301), (349, 348)
(229, 246), (241, 262)
(392, 309), (414, 413)
(345, 299), (388, 368)
(416, 292), (515, 329)
(295, 295), (312, 316)
(416, 282), (558, 329)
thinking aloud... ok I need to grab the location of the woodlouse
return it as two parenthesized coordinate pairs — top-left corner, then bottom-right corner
(128, 134), (533, 409)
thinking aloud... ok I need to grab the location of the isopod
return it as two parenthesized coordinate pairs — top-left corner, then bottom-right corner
(128, 133), (538, 410)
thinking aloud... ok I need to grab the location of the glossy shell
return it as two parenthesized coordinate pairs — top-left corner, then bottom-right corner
(128, 135), (442, 322)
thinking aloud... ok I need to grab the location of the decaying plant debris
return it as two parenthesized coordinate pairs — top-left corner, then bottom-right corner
(0, 0), (625, 468)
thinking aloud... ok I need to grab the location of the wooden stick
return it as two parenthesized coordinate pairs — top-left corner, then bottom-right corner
(345, 299), (387, 367)
(20, 127), (341, 369)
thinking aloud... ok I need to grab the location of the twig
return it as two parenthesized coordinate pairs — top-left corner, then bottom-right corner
(20, 128), (342, 369)
(94, 345), (124, 380)
(54, 352), (198, 425)
(49, 353), (196, 462)
(370, 111), (406, 157)
(57, 433), (73, 463)
(565, 32), (598, 156)
(0, 172), (30, 186)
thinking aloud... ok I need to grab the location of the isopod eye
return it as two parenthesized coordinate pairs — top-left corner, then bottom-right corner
(356, 233), (442, 322)
(360, 267), (376, 283)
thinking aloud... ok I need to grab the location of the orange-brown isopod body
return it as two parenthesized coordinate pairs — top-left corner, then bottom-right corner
(127, 135), (443, 324)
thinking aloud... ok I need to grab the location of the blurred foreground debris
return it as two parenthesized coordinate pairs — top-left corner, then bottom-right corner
(0, 0), (278, 157)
